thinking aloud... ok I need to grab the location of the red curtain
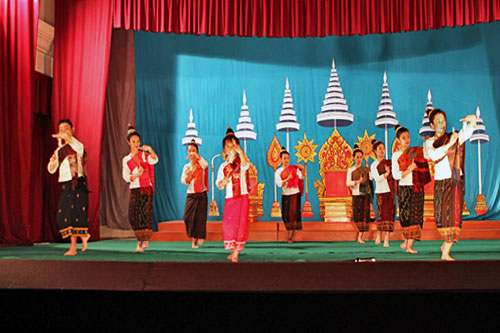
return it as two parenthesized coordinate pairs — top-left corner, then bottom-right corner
(113, 0), (500, 37)
(53, 0), (114, 241)
(0, 0), (39, 245)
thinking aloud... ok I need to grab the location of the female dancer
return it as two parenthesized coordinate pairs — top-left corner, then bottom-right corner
(392, 125), (428, 254)
(370, 140), (396, 247)
(181, 139), (209, 248)
(275, 147), (305, 243)
(346, 144), (372, 244)
(122, 124), (158, 252)
(47, 119), (91, 256)
(216, 127), (251, 263)
(424, 108), (476, 261)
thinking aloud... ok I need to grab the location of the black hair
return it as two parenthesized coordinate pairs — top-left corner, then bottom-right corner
(426, 108), (447, 125)
(372, 139), (384, 152)
(222, 127), (239, 149)
(58, 119), (73, 128)
(127, 124), (141, 141)
(188, 140), (199, 152)
(395, 125), (409, 139)
(280, 147), (289, 158)
(353, 144), (363, 157)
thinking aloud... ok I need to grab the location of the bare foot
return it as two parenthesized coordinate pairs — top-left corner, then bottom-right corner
(441, 243), (445, 252)
(407, 248), (418, 254)
(143, 241), (149, 249)
(136, 245), (144, 252)
(375, 233), (381, 245)
(400, 241), (407, 250)
(231, 255), (239, 263)
(64, 249), (77, 256)
(357, 238), (366, 244)
(441, 254), (455, 261)
(192, 244), (199, 249)
(287, 239), (294, 244)
(81, 234), (91, 252)
(383, 242), (390, 248)
(197, 239), (204, 246)
(227, 253), (233, 260)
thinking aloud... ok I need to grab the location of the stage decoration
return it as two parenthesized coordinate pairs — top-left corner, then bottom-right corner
(355, 129), (376, 165)
(248, 163), (265, 222)
(317, 58), (353, 128)
(374, 72), (398, 159)
(276, 77), (300, 151)
(267, 134), (282, 217)
(314, 128), (353, 222)
(181, 108), (202, 145)
(209, 154), (223, 216)
(295, 132), (318, 218)
(419, 89), (435, 139)
(470, 106), (489, 215)
(235, 90), (257, 154)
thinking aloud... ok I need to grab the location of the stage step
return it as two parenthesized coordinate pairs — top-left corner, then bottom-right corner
(152, 220), (500, 242)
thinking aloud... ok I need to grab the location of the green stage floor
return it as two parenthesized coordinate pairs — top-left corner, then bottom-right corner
(1, 239), (500, 262)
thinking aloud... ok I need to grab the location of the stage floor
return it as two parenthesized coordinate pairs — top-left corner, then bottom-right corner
(1, 239), (500, 262)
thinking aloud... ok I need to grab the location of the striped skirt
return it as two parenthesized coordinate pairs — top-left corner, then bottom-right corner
(398, 186), (423, 240)
(434, 178), (464, 243)
(376, 192), (395, 232)
(129, 187), (153, 241)
(352, 194), (370, 232)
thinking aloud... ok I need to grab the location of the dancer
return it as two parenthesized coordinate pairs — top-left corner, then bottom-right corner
(370, 140), (396, 247)
(424, 108), (476, 261)
(47, 119), (91, 256)
(346, 144), (373, 244)
(392, 125), (430, 254)
(181, 139), (209, 248)
(122, 124), (158, 252)
(216, 127), (251, 263)
(275, 147), (305, 243)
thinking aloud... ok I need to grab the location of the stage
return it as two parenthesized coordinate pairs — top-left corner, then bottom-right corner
(1, 239), (500, 292)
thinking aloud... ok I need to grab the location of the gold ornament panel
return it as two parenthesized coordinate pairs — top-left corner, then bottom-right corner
(318, 128), (353, 172)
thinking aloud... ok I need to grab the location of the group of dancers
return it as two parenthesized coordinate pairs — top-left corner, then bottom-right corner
(348, 108), (477, 260)
(47, 107), (477, 262)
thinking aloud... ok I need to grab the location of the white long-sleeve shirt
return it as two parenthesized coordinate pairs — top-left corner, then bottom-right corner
(47, 137), (85, 183)
(216, 160), (250, 199)
(391, 151), (413, 186)
(275, 166), (303, 196)
(370, 160), (391, 194)
(180, 157), (208, 193)
(346, 165), (372, 196)
(424, 122), (474, 180)
(122, 152), (159, 189)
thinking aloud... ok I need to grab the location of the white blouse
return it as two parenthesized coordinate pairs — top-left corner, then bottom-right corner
(391, 151), (413, 186)
(424, 122), (474, 180)
(180, 157), (209, 193)
(122, 152), (159, 189)
(275, 166), (304, 196)
(346, 165), (372, 196)
(370, 160), (391, 194)
(216, 160), (250, 199)
(47, 137), (85, 183)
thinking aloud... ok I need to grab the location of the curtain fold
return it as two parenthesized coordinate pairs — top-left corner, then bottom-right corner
(31, 72), (61, 242)
(100, 29), (137, 230)
(53, 0), (114, 240)
(0, 0), (39, 245)
(113, 0), (500, 37)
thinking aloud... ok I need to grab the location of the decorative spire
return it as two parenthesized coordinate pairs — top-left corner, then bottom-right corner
(374, 71), (398, 129)
(470, 106), (490, 144)
(236, 89), (257, 141)
(419, 89), (435, 138)
(276, 77), (300, 134)
(317, 57), (353, 127)
(181, 108), (202, 145)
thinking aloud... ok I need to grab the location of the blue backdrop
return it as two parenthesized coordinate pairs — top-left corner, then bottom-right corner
(134, 21), (500, 228)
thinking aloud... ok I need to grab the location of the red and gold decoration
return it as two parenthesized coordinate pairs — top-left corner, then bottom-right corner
(314, 128), (353, 222)
(294, 132), (318, 218)
(209, 154), (222, 216)
(354, 129), (376, 165)
(267, 133), (282, 217)
(248, 163), (265, 222)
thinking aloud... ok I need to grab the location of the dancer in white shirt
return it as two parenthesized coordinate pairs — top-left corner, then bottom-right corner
(47, 119), (90, 256)
(181, 140), (209, 248)
(424, 108), (476, 261)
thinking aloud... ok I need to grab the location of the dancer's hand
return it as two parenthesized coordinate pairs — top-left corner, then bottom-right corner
(50, 152), (57, 164)
(460, 114), (477, 128)
(409, 162), (417, 172)
(297, 164), (305, 172)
